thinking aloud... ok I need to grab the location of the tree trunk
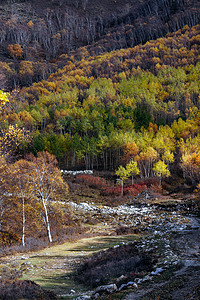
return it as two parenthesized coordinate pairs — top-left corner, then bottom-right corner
(42, 199), (52, 243)
(0, 200), (3, 231)
(159, 176), (162, 187)
(121, 180), (123, 196)
(22, 196), (25, 247)
(0, 197), (5, 232)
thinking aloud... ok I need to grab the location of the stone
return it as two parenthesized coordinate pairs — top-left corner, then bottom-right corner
(118, 281), (138, 291)
(135, 278), (143, 284)
(95, 283), (118, 294)
(143, 275), (152, 281)
(116, 274), (125, 282)
(151, 267), (164, 275)
(74, 296), (91, 300)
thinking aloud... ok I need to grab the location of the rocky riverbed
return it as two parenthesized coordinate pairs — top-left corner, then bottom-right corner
(0, 195), (199, 300)
(67, 197), (200, 300)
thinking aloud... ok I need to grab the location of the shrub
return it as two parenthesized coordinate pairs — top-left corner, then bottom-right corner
(137, 177), (160, 187)
(150, 184), (162, 193)
(125, 184), (148, 196)
(0, 231), (20, 246)
(0, 279), (57, 300)
(75, 174), (107, 189)
(75, 243), (154, 288)
(115, 226), (140, 235)
(101, 184), (148, 196)
(0, 238), (49, 256)
(101, 186), (121, 196)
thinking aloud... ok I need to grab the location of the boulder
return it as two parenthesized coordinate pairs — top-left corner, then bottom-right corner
(74, 296), (91, 300)
(95, 283), (118, 294)
(118, 281), (138, 291)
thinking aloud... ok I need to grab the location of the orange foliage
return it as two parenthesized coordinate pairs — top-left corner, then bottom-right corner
(123, 142), (139, 164)
(7, 44), (23, 60)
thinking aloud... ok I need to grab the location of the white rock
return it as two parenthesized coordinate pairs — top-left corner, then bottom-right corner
(143, 275), (152, 281)
(116, 275), (125, 282)
(118, 281), (135, 291)
(135, 278), (143, 284)
(151, 267), (164, 275)
(95, 284), (118, 294)
(74, 296), (91, 300)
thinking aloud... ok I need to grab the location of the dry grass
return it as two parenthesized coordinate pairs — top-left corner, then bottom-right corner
(0, 234), (143, 298)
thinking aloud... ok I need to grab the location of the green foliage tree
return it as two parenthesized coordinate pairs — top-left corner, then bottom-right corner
(153, 160), (170, 186)
(115, 166), (130, 196)
(126, 161), (140, 185)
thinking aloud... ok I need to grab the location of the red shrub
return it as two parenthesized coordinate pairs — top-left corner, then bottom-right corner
(101, 186), (121, 196)
(124, 184), (147, 196)
(124, 186), (140, 196)
(150, 184), (162, 193)
(101, 184), (148, 196)
(137, 177), (159, 187)
(75, 174), (107, 189)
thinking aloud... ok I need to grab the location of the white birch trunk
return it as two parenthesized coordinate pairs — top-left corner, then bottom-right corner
(22, 196), (25, 247)
(42, 198), (52, 243)
(0, 197), (5, 232)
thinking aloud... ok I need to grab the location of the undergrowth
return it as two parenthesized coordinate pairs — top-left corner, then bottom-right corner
(74, 243), (155, 288)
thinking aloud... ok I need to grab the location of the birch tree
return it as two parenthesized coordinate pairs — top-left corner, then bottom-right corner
(0, 157), (7, 231)
(115, 165), (130, 196)
(25, 151), (68, 243)
(11, 160), (33, 247)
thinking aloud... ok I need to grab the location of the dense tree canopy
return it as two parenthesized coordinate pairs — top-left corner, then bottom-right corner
(1, 26), (200, 178)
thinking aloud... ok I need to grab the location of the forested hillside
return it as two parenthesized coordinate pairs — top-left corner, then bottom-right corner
(0, 0), (200, 89)
(0, 3), (200, 242)
(1, 2), (200, 298)
(1, 0), (200, 241)
(1, 25), (200, 179)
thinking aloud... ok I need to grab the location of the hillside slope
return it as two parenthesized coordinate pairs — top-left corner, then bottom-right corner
(0, 0), (200, 89)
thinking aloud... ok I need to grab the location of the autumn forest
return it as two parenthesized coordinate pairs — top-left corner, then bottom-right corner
(0, 0), (200, 244)
(0, 1), (200, 297)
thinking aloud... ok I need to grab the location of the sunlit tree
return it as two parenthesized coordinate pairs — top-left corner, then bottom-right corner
(153, 160), (170, 186)
(126, 160), (140, 184)
(115, 165), (130, 196)
(0, 90), (9, 106)
(24, 151), (69, 243)
(0, 125), (30, 160)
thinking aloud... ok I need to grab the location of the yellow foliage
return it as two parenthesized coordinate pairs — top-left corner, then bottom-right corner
(0, 90), (9, 106)
(0, 125), (31, 158)
(27, 20), (34, 28)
